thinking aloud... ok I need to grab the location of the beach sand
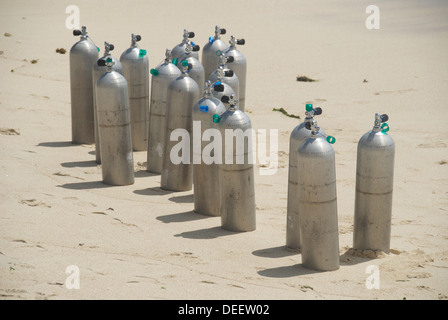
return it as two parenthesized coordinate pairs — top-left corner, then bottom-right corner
(0, 0), (447, 299)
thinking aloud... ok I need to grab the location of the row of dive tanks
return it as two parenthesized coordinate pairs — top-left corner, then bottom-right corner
(69, 26), (395, 272)
(69, 26), (254, 232)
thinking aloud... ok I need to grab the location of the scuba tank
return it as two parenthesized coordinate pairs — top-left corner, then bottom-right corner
(120, 33), (150, 151)
(286, 104), (325, 249)
(171, 29), (199, 61)
(161, 61), (200, 191)
(297, 120), (339, 271)
(223, 35), (247, 111)
(353, 113), (395, 253)
(92, 41), (123, 164)
(208, 53), (239, 103)
(215, 94), (256, 232)
(69, 26), (99, 144)
(202, 26), (228, 84)
(176, 42), (205, 96)
(95, 58), (134, 186)
(147, 49), (181, 174)
(192, 81), (227, 216)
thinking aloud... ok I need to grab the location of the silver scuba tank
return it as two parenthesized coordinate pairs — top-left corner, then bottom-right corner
(120, 33), (150, 151)
(192, 80), (227, 216)
(286, 104), (325, 249)
(171, 29), (199, 61)
(95, 58), (134, 186)
(92, 42), (123, 164)
(210, 67), (236, 108)
(177, 43), (205, 96)
(202, 26), (228, 84)
(297, 120), (339, 271)
(147, 49), (181, 174)
(353, 113), (395, 253)
(216, 94), (256, 232)
(161, 61), (200, 191)
(69, 26), (99, 144)
(223, 35), (247, 111)
(209, 53), (239, 103)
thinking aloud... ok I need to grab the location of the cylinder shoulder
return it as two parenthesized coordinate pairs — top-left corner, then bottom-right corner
(358, 130), (395, 149)
(299, 137), (334, 156)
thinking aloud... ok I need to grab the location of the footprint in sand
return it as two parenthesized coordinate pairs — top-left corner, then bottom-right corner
(417, 141), (447, 149)
(19, 199), (51, 208)
(0, 128), (20, 135)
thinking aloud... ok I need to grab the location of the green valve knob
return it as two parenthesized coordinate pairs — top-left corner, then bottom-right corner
(97, 47), (100, 52)
(216, 50), (222, 56)
(172, 58), (178, 65)
(182, 60), (188, 67)
(150, 68), (159, 76)
(326, 136), (336, 144)
(306, 104), (313, 112)
(139, 49), (147, 56)
(213, 114), (220, 123)
(106, 57), (112, 63)
(381, 123), (390, 133)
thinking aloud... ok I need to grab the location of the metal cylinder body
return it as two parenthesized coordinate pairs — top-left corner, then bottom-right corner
(209, 68), (239, 103)
(223, 45), (246, 111)
(202, 31), (229, 85)
(353, 126), (395, 253)
(93, 53), (122, 164)
(286, 121), (325, 249)
(120, 43), (150, 151)
(298, 135), (339, 271)
(147, 58), (181, 174)
(192, 89), (226, 216)
(161, 73), (199, 191)
(70, 35), (98, 144)
(177, 54), (205, 96)
(95, 70), (134, 186)
(218, 105), (256, 232)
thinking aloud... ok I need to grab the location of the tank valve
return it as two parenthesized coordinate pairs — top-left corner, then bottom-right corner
(373, 113), (390, 133)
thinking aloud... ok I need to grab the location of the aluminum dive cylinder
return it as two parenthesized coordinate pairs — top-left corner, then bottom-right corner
(171, 29), (199, 61)
(92, 42), (123, 164)
(161, 61), (200, 191)
(192, 81), (227, 216)
(202, 26), (228, 84)
(298, 120), (339, 271)
(286, 104), (325, 249)
(69, 26), (99, 144)
(223, 35), (246, 111)
(120, 33), (150, 151)
(353, 113), (395, 253)
(147, 49), (181, 174)
(210, 67), (236, 108)
(216, 94), (256, 232)
(209, 53), (239, 103)
(95, 58), (134, 186)
(177, 43), (205, 96)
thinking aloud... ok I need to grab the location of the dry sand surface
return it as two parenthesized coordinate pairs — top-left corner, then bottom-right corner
(0, 0), (447, 300)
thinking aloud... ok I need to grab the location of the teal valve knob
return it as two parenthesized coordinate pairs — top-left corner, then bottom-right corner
(213, 114), (220, 123)
(381, 123), (390, 133)
(106, 57), (113, 63)
(97, 47), (100, 52)
(326, 136), (336, 144)
(306, 104), (313, 112)
(139, 49), (147, 57)
(150, 68), (159, 76)
(215, 50), (222, 56)
(182, 59), (189, 67)
(172, 58), (178, 65)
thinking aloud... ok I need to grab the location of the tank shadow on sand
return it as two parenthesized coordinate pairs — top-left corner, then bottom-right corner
(133, 187), (175, 196)
(61, 160), (98, 168)
(257, 264), (320, 278)
(37, 141), (76, 148)
(168, 194), (194, 203)
(174, 226), (237, 240)
(252, 246), (300, 259)
(58, 181), (115, 190)
(156, 210), (212, 224)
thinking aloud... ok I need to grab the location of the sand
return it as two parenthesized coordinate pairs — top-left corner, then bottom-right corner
(0, 0), (447, 300)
